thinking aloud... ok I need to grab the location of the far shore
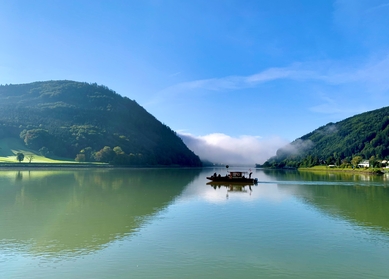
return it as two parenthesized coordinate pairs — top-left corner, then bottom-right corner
(0, 162), (200, 169)
(0, 162), (109, 169)
(297, 165), (386, 175)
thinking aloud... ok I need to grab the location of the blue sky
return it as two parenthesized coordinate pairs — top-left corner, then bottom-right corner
(1, 0), (389, 164)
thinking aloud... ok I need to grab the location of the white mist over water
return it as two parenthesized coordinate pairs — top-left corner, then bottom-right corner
(179, 132), (289, 165)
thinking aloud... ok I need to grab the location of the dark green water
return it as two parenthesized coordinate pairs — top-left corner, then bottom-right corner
(1, 168), (389, 278)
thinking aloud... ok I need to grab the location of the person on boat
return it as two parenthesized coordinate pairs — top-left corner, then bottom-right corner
(249, 172), (252, 178)
(213, 172), (217, 177)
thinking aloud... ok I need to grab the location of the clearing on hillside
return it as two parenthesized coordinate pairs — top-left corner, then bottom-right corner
(0, 137), (75, 163)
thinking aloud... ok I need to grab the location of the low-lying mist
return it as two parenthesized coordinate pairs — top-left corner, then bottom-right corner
(179, 132), (289, 166)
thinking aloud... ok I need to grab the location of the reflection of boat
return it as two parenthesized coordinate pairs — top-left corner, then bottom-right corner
(206, 170), (258, 184)
(207, 182), (253, 192)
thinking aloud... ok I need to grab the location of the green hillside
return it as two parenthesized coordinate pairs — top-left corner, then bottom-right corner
(0, 81), (201, 166)
(262, 106), (389, 168)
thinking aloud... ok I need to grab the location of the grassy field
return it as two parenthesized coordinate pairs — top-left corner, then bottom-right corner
(0, 137), (77, 164)
(298, 165), (385, 174)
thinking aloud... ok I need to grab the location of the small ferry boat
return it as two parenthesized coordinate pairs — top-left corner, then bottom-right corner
(206, 168), (258, 184)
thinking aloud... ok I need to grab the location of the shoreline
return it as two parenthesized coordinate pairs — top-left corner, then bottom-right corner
(0, 163), (202, 169)
(257, 166), (386, 175)
(298, 166), (386, 175)
(0, 162), (110, 169)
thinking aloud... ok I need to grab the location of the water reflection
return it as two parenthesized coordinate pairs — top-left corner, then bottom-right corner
(263, 168), (389, 185)
(0, 168), (201, 256)
(282, 183), (389, 234)
(2, 167), (389, 259)
(207, 183), (253, 199)
(3, 168), (389, 279)
(185, 168), (389, 235)
(261, 169), (389, 234)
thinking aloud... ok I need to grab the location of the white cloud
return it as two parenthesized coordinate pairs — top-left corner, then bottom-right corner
(156, 63), (312, 96)
(179, 132), (289, 165)
(245, 64), (314, 83)
(149, 54), (389, 108)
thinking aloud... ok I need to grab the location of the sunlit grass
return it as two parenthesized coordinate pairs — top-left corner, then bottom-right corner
(0, 154), (77, 163)
(0, 137), (77, 164)
(298, 165), (384, 174)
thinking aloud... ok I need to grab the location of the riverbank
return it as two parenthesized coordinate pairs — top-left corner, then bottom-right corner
(0, 162), (200, 169)
(298, 165), (386, 175)
(0, 162), (108, 168)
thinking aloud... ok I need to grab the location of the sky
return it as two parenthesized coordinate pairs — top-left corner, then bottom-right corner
(1, 0), (389, 165)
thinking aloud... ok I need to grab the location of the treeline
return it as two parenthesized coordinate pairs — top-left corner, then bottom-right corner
(262, 154), (383, 169)
(0, 81), (202, 167)
(261, 106), (389, 169)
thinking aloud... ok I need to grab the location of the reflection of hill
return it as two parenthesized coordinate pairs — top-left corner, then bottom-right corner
(262, 168), (387, 183)
(291, 184), (389, 233)
(265, 170), (389, 234)
(0, 168), (201, 255)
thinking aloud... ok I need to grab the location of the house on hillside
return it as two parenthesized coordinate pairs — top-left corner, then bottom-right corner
(358, 160), (369, 168)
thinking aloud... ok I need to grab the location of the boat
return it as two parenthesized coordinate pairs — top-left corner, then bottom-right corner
(206, 167), (258, 184)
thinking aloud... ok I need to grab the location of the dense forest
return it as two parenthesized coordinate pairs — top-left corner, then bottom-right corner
(261, 106), (389, 169)
(0, 80), (202, 166)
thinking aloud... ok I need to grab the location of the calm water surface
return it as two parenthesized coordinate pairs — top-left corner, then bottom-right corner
(1, 168), (389, 278)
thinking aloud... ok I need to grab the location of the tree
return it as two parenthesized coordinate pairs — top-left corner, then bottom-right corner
(75, 153), (86, 162)
(21, 129), (52, 149)
(94, 146), (115, 163)
(80, 147), (93, 161)
(16, 152), (24, 162)
(113, 146), (124, 155)
(369, 156), (376, 168)
(326, 155), (335, 165)
(351, 155), (363, 168)
(26, 154), (34, 163)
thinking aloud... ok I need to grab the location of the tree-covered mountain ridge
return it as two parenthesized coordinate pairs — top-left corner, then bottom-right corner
(262, 106), (389, 168)
(0, 80), (201, 166)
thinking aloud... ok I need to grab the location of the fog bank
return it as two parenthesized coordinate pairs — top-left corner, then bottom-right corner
(179, 132), (289, 165)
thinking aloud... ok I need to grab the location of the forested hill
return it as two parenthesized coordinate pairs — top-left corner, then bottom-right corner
(262, 106), (389, 168)
(0, 80), (202, 166)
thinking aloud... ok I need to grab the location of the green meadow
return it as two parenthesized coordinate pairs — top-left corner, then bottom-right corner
(0, 138), (77, 164)
(298, 165), (385, 175)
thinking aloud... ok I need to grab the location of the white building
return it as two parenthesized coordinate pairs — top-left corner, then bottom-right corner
(358, 160), (370, 168)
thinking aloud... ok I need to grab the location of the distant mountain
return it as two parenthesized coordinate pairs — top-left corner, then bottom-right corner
(261, 106), (389, 168)
(0, 80), (201, 166)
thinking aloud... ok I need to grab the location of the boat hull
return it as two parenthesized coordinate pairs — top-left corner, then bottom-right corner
(206, 176), (256, 184)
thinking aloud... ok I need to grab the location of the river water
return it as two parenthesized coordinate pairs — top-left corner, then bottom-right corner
(1, 167), (389, 278)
